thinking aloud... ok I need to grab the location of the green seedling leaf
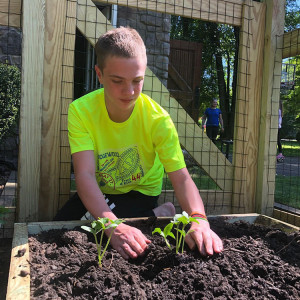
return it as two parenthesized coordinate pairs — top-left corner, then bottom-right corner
(81, 225), (94, 233)
(81, 217), (125, 267)
(152, 222), (175, 250)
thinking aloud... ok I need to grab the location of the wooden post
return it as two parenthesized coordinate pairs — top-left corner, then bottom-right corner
(256, 0), (286, 215)
(282, 28), (300, 59)
(232, 0), (266, 213)
(38, 0), (76, 221)
(17, 0), (45, 222)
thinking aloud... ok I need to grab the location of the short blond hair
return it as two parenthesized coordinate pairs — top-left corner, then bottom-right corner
(95, 27), (147, 71)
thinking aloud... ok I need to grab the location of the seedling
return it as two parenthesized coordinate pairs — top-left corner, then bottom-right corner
(152, 211), (199, 254)
(81, 217), (125, 267)
(152, 222), (175, 250)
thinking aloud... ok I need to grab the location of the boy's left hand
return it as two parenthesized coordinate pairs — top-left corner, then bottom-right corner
(185, 220), (223, 256)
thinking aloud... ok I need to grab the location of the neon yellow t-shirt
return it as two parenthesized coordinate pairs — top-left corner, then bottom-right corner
(68, 88), (186, 196)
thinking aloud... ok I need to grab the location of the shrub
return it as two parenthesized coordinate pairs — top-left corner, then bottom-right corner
(0, 63), (21, 142)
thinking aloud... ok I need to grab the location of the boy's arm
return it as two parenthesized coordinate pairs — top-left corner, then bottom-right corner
(168, 167), (223, 256)
(73, 151), (151, 259)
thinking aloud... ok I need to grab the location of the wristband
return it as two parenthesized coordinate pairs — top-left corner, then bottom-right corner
(190, 212), (208, 221)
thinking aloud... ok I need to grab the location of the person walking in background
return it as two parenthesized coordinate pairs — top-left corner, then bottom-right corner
(277, 100), (284, 162)
(202, 98), (224, 144)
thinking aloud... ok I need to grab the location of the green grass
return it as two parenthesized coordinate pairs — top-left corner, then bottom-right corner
(281, 140), (300, 157)
(275, 175), (300, 209)
(162, 168), (220, 190)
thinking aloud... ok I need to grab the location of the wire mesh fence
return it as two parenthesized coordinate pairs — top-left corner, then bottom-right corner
(0, 0), (21, 237)
(0, 0), (298, 228)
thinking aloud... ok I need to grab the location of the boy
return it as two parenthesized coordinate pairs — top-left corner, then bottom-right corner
(202, 98), (224, 144)
(56, 27), (223, 259)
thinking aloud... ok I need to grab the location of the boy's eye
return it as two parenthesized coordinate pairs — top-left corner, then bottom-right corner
(133, 79), (143, 84)
(112, 80), (122, 84)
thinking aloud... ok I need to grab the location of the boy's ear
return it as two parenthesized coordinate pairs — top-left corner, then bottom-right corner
(94, 65), (102, 83)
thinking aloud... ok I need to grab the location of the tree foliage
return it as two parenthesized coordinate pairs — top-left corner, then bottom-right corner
(170, 17), (238, 138)
(0, 63), (21, 142)
(170, 0), (299, 139)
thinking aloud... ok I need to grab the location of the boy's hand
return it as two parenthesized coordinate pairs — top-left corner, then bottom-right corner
(107, 223), (151, 259)
(185, 220), (223, 256)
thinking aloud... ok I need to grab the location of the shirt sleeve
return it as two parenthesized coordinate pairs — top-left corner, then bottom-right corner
(152, 115), (186, 173)
(68, 103), (94, 154)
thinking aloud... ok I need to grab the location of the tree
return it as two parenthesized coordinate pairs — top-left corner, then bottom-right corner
(170, 17), (238, 139)
(0, 63), (21, 142)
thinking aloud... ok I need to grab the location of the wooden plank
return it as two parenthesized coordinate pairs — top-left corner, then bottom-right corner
(38, 0), (73, 221)
(93, 0), (244, 27)
(282, 28), (300, 59)
(0, 0), (21, 27)
(6, 223), (30, 300)
(77, 0), (234, 191)
(273, 208), (300, 228)
(159, 190), (232, 215)
(231, 1), (266, 213)
(58, 0), (77, 211)
(255, 0), (285, 216)
(17, 0), (45, 222)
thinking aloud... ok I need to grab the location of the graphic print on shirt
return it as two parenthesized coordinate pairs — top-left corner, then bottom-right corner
(96, 146), (144, 190)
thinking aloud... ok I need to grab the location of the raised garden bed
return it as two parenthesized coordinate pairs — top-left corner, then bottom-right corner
(6, 214), (300, 299)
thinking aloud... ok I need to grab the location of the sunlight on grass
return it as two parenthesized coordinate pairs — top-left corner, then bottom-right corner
(281, 140), (300, 157)
(275, 175), (300, 209)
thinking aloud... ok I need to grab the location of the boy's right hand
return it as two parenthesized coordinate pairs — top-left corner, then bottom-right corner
(107, 223), (151, 259)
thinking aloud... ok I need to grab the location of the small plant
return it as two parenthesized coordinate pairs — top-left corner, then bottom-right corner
(152, 211), (199, 254)
(152, 222), (175, 250)
(81, 217), (125, 267)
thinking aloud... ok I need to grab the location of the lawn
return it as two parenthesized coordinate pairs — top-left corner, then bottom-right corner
(275, 175), (300, 210)
(281, 139), (300, 157)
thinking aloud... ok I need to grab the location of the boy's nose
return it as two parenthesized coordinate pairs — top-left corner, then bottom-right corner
(123, 84), (135, 95)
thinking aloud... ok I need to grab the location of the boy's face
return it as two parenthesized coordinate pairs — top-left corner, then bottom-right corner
(212, 100), (218, 108)
(95, 54), (147, 122)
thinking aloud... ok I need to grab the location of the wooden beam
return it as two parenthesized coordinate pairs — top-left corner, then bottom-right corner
(6, 223), (30, 300)
(0, 0), (21, 27)
(256, 0), (285, 216)
(158, 190), (232, 215)
(232, 0), (266, 213)
(17, 0), (45, 222)
(94, 0), (244, 27)
(168, 63), (192, 92)
(58, 0), (77, 211)
(38, 0), (74, 221)
(282, 29), (300, 59)
(273, 208), (300, 228)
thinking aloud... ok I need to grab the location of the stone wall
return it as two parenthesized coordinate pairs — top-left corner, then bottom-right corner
(117, 7), (171, 87)
(0, 26), (22, 68)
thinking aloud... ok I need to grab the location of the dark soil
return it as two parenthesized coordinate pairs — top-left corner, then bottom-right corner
(29, 217), (300, 300)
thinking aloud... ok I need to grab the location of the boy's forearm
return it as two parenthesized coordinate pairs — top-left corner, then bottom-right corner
(171, 174), (206, 216)
(75, 172), (117, 220)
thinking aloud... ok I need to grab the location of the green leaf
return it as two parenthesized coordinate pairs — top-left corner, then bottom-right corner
(81, 225), (93, 233)
(152, 227), (162, 235)
(163, 222), (174, 236)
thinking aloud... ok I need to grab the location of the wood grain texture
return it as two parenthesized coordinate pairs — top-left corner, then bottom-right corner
(58, 0), (77, 210)
(232, 0), (266, 213)
(282, 28), (300, 58)
(17, 0), (45, 222)
(6, 223), (30, 300)
(93, 0), (243, 26)
(255, 0), (285, 215)
(0, 0), (21, 27)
